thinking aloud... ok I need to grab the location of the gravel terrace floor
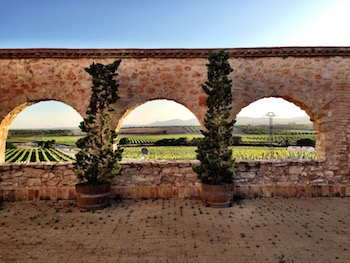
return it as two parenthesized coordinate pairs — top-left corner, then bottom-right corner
(0, 197), (349, 263)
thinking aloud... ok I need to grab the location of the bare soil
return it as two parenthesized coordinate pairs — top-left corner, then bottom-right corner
(0, 198), (349, 262)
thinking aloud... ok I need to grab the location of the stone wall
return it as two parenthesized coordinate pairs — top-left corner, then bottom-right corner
(1, 160), (349, 201)
(2, 47), (350, 169)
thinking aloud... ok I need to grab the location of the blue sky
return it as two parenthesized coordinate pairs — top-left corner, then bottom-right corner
(2, 0), (349, 128)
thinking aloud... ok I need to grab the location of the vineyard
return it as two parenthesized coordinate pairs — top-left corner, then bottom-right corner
(4, 146), (316, 163)
(122, 146), (317, 161)
(118, 134), (203, 145)
(118, 134), (317, 146)
(5, 148), (75, 163)
(7, 136), (83, 146)
(5, 125), (318, 162)
(7, 134), (316, 146)
(241, 134), (316, 145)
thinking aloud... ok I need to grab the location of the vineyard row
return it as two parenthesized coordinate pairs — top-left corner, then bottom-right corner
(5, 148), (75, 163)
(4, 146), (317, 163)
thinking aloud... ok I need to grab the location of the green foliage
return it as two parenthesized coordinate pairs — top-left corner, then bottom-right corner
(5, 141), (16, 149)
(232, 136), (242, 146)
(74, 60), (123, 185)
(238, 124), (316, 135)
(194, 50), (235, 185)
(154, 137), (200, 146)
(37, 140), (56, 149)
(296, 138), (315, 147)
(119, 137), (131, 145)
(8, 129), (72, 136)
(4, 145), (317, 162)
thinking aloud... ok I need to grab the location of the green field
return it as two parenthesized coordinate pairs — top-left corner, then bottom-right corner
(7, 133), (317, 146)
(7, 134), (202, 146)
(5, 146), (316, 163)
(123, 146), (316, 161)
(7, 136), (83, 146)
(5, 148), (75, 163)
(120, 134), (203, 144)
(5, 126), (317, 162)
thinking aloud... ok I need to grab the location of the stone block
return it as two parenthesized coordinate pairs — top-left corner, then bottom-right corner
(161, 175), (176, 185)
(325, 171), (334, 177)
(180, 167), (194, 174)
(240, 172), (256, 179)
(131, 175), (147, 183)
(15, 189), (26, 201)
(11, 164), (21, 170)
(322, 186), (329, 197)
(46, 178), (59, 187)
(346, 186), (350, 197)
(290, 174), (299, 181)
(34, 163), (44, 169)
(68, 188), (76, 199)
(58, 188), (69, 200)
(0, 173), (12, 181)
(158, 187), (178, 198)
(161, 166), (180, 175)
(122, 168), (138, 176)
(139, 168), (154, 176)
(273, 162), (289, 167)
(39, 189), (50, 200)
(44, 164), (54, 170)
(27, 178), (41, 187)
(0, 164), (11, 171)
(340, 186), (346, 197)
(263, 186), (272, 197)
(311, 179), (324, 184)
(289, 166), (304, 175)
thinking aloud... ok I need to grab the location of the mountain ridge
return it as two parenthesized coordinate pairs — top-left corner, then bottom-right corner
(121, 115), (312, 127)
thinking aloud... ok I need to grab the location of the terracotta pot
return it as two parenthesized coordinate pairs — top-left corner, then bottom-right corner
(75, 182), (111, 210)
(201, 183), (234, 208)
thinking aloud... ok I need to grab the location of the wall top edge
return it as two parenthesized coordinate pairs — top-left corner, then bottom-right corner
(1, 47), (350, 59)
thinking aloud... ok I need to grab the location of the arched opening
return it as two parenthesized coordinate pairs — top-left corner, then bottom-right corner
(117, 99), (204, 130)
(1, 100), (83, 164)
(117, 99), (203, 160)
(235, 97), (322, 161)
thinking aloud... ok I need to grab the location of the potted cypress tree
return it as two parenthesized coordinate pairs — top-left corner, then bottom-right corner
(194, 50), (235, 208)
(74, 60), (123, 210)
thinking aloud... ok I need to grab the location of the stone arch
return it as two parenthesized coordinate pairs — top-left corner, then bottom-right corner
(234, 95), (325, 160)
(0, 99), (84, 163)
(114, 98), (205, 131)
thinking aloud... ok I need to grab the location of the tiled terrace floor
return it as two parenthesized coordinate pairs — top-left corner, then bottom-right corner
(0, 198), (349, 262)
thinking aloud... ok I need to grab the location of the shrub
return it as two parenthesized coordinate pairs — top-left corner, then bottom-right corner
(5, 142), (16, 149)
(232, 136), (242, 146)
(119, 138), (131, 145)
(154, 137), (188, 146)
(194, 50), (235, 185)
(296, 138), (315, 147)
(74, 60), (123, 185)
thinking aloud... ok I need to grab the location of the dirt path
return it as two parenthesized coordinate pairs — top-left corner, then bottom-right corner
(0, 198), (349, 262)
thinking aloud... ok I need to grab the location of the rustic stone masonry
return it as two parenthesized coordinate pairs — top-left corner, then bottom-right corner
(1, 47), (350, 167)
(1, 47), (350, 200)
(1, 161), (349, 201)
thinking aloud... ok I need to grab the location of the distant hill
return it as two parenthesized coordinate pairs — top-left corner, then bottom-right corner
(121, 116), (311, 127)
(235, 116), (312, 125)
(10, 126), (80, 130)
(122, 118), (201, 127)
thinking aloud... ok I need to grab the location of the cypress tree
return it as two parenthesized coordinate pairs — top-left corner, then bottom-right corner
(194, 50), (235, 185)
(74, 60), (123, 185)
